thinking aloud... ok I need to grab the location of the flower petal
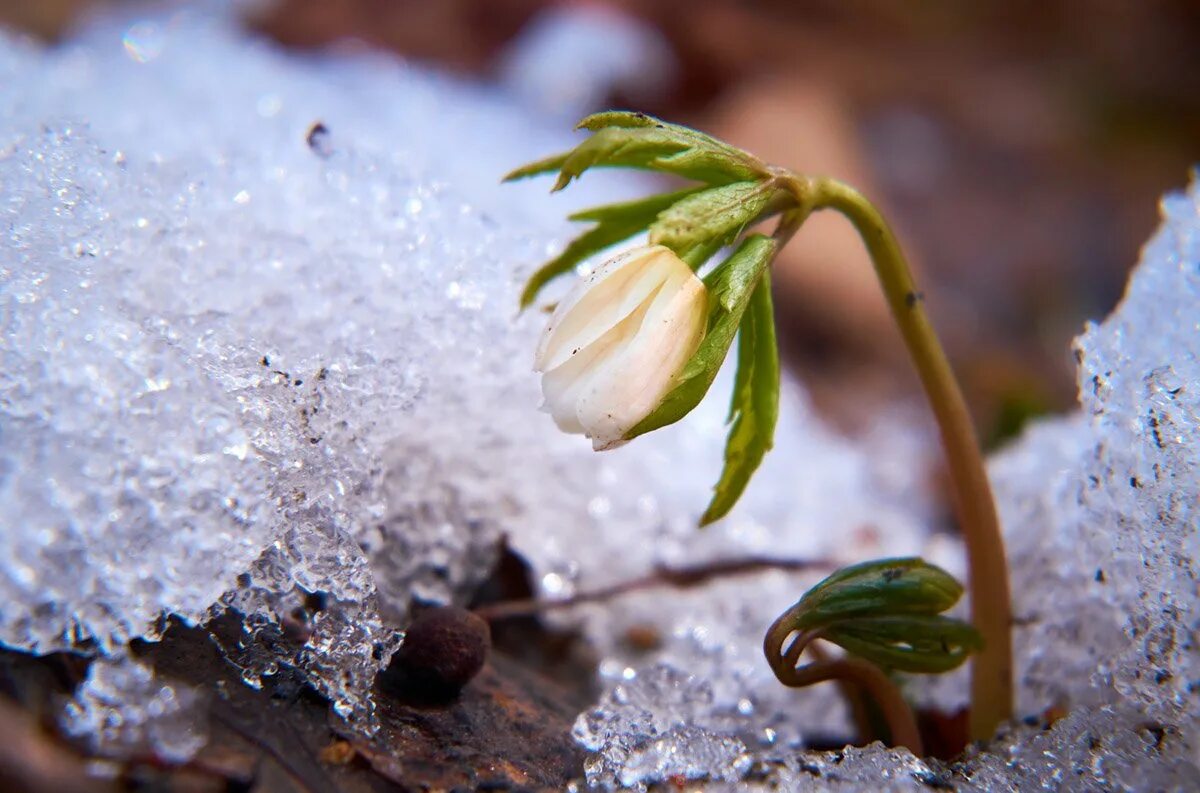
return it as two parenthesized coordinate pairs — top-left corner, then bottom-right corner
(534, 245), (677, 373)
(540, 315), (628, 434)
(576, 269), (706, 448)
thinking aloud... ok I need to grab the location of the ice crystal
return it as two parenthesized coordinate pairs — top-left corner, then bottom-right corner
(61, 655), (206, 763)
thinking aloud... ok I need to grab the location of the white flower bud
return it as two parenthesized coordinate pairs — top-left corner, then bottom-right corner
(534, 245), (707, 450)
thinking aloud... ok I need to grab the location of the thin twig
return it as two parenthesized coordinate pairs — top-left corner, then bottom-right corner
(473, 556), (832, 621)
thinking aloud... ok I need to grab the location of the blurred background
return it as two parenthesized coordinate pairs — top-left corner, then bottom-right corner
(6, 0), (1197, 446)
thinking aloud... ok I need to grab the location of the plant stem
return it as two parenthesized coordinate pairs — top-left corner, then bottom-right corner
(763, 624), (922, 754)
(803, 639), (877, 745)
(788, 176), (1013, 740)
(792, 659), (924, 754)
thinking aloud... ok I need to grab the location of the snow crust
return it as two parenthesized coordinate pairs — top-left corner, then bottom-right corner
(1, 1), (933, 751)
(2, 3), (1196, 788)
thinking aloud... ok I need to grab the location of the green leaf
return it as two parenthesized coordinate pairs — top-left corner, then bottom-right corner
(768, 557), (982, 674)
(566, 186), (703, 223)
(792, 558), (965, 632)
(824, 615), (983, 674)
(576, 110), (663, 130)
(519, 188), (703, 309)
(699, 271), (779, 525)
(649, 181), (781, 262)
(577, 111), (760, 170)
(625, 234), (778, 438)
(556, 127), (763, 191)
(504, 112), (767, 192)
(502, 151), (570, 182)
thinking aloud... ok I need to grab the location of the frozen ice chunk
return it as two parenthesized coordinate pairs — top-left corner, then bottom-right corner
(215, 519), (400, 727)
(959, 705), (1199, 792)
(61, 655), (206, 763)
(988, 174), (1200, 726)
(574, 665), (753, 789)
(0, 123), (279, 655)
(0, 2), (633, 738)
(1072, 180), (1200, 723)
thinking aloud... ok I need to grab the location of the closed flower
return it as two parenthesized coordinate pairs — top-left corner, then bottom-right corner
(534, 245), (707, 450)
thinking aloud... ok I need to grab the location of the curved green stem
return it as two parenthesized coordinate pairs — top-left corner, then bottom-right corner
(763, 622), (923, 754)
(785, 176), (1013, 741)
(790, 658), (924, 754)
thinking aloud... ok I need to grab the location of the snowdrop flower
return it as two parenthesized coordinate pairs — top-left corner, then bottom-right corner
(534, 245), (706, 450)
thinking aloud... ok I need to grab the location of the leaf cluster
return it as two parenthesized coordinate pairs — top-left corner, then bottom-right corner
(781, 558), (983, 674)
(507, 112), (788, 307)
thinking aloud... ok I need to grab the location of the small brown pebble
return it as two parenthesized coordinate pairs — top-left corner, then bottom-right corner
(623, 624), (662, 652)
(390, 606), (490, 695)
(319, 740), (357, 765)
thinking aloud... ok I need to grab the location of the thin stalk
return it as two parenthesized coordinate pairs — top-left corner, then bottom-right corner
(804, 640), (877, 745)
(787, 659), (923, 755)
(763, 624), (922, 754)
(473, 556), (831, 621)
(788, 176), (1012, 740)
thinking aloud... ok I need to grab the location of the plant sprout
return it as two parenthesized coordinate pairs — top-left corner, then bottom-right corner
(507, 111), (1012, 745)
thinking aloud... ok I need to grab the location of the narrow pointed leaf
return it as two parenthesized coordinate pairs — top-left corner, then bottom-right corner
(567, 186), (703, 224)
(519, 189), (702, 308)
(508, 112), (768, 190)
(700, 272), (779, 525)
(553, 127), (683, 190)
(577, 111), (761, 168)
(551, 127), (763, 191)
(625, 234), (778, 439)
(576, 110), (661, 130)
(503, 151), (570, 182)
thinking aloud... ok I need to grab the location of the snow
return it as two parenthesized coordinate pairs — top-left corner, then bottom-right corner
(1, 1), (932, 752)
